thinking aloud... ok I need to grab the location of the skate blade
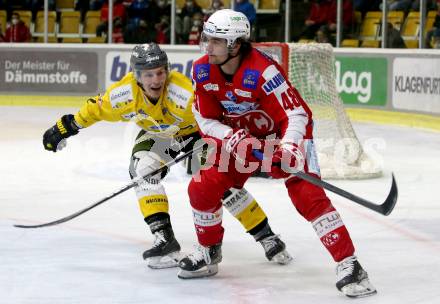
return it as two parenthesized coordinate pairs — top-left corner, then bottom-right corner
(177, 264), (218, 279)
(341, 279), (377, 298)
(272, 250), (293, 265)
(147, 251), (183, 269)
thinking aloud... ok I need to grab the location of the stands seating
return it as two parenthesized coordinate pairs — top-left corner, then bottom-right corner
(341, 39), (360, 47)
(401, 11), (420, 40)
(259, 0), (280, 13)
(82, 10), (101, 38)
(58, 11), (81, 38)
(360, 40), (380, 48)
(62, 37), (83, 43)
(176, 0), (186, 10)
(56, 0), (76, 11)
(365, 11), (382, 19)
(32, 11), (57, 38)
(427, 10), (437, 18)
(35, 36), (58, 43)
(387, 11), (404, 30)
(404, 40), (418, 48)
(87, 36), (106, 43)
(351, 11), (362, 36)
(359, 16), (381, 40)
(425, 15), (436, 36)
(0, 10), (6, 35)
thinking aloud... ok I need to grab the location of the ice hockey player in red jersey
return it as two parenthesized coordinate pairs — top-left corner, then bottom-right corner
(42, 43), (292, 270)
(177, 9), (377, 298)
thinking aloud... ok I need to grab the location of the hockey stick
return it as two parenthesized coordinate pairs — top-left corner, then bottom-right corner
(14, 144), (206, 229)
(253, 150), (398, 216)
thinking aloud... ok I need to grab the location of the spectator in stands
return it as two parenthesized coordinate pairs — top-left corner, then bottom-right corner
(0, 0), (13, 19)
(379, 0), (412, 11)
(112, 16), (125, 43)
(385, 22), (406, 48)
(24, 0), (56, 20)
(127, 0), (158, 27)
(327, 0), (354, 36)
(433, 30), (440, 48)
(4, 12), (31, 42)
(354, 0), (381, 16)
(91, 0), (106, 10)
(234, 0), (256, 25)
(156, 0), (171, 23)
(155, 15), (170, 44)
(123, 18), (156, 43)
(75, 0), (106, 21)
(206, 0), (224, 17)
(75, 0), (89, 21)
(177, 0), (203, 43)
(187, 11), (204, 44)
(411, 0), (438, 11)
(315, 25), (335, 45)
(426, 4), (440, 48)
(300, 0), (334, 40)
(96, 0), (127, 38)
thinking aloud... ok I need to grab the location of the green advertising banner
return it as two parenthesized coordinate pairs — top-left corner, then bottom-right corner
(334, 56), (388, 106)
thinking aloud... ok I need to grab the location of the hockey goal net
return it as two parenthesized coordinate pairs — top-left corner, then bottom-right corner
(256, 42), (382, 179)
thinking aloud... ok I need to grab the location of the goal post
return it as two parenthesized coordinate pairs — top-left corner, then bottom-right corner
(255, 42), (382, 179)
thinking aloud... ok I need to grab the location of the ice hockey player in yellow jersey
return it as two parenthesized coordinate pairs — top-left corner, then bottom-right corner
(42, 43), (292, 269)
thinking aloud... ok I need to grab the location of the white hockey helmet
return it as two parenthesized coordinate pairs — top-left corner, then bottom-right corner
(202, 9), (250, 48)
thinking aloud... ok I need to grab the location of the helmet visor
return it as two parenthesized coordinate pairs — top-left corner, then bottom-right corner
(199, 32), (229, 57)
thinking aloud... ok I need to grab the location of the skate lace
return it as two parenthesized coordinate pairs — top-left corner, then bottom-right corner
(187, 245), (211, 265)
(336, 255), (357, 280)
(152, 230), (167, 248)
(260, 234), (280, 251)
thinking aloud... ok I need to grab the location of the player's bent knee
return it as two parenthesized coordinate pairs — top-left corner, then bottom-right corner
(129, 151), (167, 182)
(287, 179), (335, 222)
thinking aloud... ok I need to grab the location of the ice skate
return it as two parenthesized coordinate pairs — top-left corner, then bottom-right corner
(177, 244), (222, 279)
(336, 255), (377, 298)
(259, 234), (292, 265)
(142, 227), (181, 269)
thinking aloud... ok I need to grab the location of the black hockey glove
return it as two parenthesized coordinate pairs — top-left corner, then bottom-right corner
(43, 114), (79, 152)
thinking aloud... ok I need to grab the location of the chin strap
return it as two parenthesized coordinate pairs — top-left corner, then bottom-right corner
(218, 52), (240, 67)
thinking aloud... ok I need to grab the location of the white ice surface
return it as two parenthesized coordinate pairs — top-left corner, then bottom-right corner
(1, 106), (439, 304)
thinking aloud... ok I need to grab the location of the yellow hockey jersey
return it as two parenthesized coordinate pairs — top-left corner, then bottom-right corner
(74, 70), (197, 138)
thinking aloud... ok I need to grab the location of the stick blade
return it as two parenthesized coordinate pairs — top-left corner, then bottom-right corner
(14, 221), (60, 229)
(379, 173), (398, 216)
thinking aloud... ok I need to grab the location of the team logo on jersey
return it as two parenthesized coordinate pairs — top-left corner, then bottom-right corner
(221, 100), (257, 114)
(234, 89), (252, 98)
(121, 112), (137, 120)
(242, 69), (259, 89)
(225, 91), (237, 102)
(149, 124), (172, 130)
(137, 109), (149, 119)
(195, 64), (210, 83)
(262, 72), (286, 95)
(322, 232), (340, 247)
(109, 84), (133, 108)
(225, 110), (274, 133)
(203, 83), (219, 91)
(167, 83), (191, 109)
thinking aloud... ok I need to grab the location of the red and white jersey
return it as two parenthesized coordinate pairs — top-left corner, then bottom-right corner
(192, 48), (313, 144)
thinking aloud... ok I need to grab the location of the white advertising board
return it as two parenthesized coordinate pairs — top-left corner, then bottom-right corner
(392, 57), (440, 114)
(105, 48), (200, 88)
